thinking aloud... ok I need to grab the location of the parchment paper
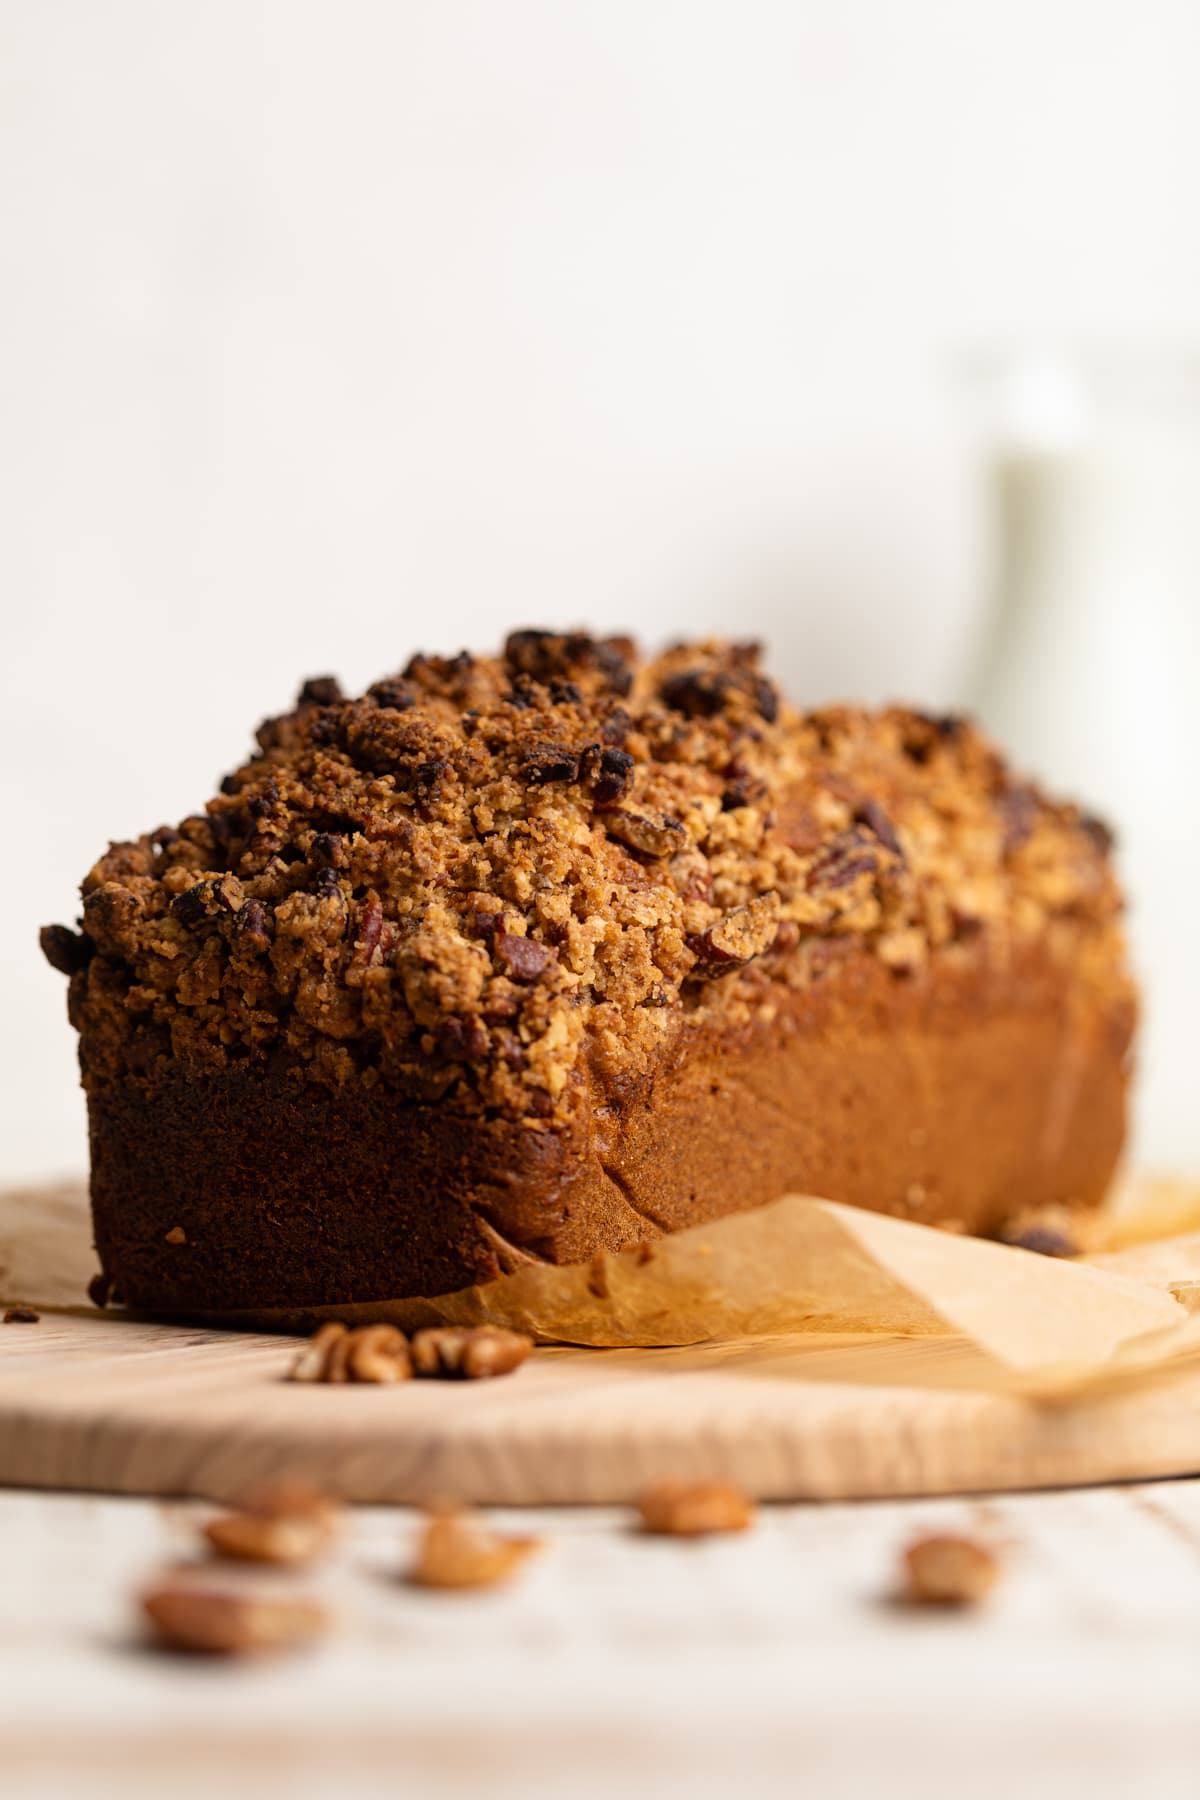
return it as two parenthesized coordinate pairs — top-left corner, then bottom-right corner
(219, 1180), (1200, 1394)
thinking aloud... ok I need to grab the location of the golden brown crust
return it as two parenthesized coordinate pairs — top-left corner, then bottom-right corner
(50, 633), (1129, 1114)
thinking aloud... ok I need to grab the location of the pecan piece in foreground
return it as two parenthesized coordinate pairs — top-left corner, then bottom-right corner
(203, 1483), (342, 1566)
(3, 1305), (40, 1324)
(636, 1480), (755, 1537)
(900, 1534), (1000, 1607)
(409, 1509), (541, 1591)
(203, 1512), (333, 1567)
(141, 1585), (330, 1656)
(286, 1322), (412, 1384)
(411, 1325), (532, 1381)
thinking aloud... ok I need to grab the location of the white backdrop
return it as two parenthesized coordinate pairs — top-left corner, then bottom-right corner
(4, 1), (1199, 1178)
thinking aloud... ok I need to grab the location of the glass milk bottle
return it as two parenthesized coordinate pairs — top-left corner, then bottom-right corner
(968, 349), (1200, 1172)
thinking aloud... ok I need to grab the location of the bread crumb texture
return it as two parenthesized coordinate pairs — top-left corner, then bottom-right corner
(45, 631), (1130, 1125)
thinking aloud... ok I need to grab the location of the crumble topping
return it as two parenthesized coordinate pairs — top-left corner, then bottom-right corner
(44, 631), (1130, 1124)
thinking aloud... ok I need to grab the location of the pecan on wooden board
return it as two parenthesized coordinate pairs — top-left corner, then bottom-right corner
(411, 1326), (532, 1380)
(287, 1321), (412, 1384)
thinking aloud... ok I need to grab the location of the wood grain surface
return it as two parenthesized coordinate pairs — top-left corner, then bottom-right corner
(6, 1180), (1200, 1505)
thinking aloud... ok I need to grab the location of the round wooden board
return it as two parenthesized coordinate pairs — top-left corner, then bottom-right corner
(5, 1182), (1200, 1505)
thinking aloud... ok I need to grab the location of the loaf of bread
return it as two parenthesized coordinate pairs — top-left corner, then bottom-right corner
(42, 631), (1135, 1316)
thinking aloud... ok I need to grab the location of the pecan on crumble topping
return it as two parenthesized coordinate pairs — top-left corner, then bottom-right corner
(45, 630), (1129, 1130)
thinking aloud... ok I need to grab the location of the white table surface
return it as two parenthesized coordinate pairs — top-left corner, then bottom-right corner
(4, 1480), (1200, 1799)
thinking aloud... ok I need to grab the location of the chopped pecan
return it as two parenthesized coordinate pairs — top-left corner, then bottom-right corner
(503, 629), (634, 697)
(356, 896), (385, 965)
(494, 1026), (527, 1070)
(297, 675), (344, 707)
(721, 774), (766, 812)
(435, 1014), (490, 1062)
(603, 808), (686, 858)
(367, 675), (419, 712)
(600, 705), (632, 746)
(660, 666), (778, 723)
(203, 1482), (342, 1567)
(899, 710), (966, 763)
(233, 897), (271, 951)
(286, 1321), (412, 1384)
(806, 827), (881, 893)
(593, 637), (636, 697)
(686, 894), (780, 978)
(518, 741), (580, 785)
(287, 1322), (348, 1382)
(409, 1509), (541, 1590)
(579, 743), (635, 805)
(39, 923), (92, 975)
(900, 1534), (1000, 1606)
(171, 875), (244, 928)
(637, 1480), (755, 1537)
(668, 848), (713, 903)
(81, 882), (141, 943)
(203, 1511), (334, 1567)
(414, 757), (450, 795)
(411, 1325), (532, 1380)
(853, 798), (902, 857)
(164, 1226), (187, 1245)
(245, 779), (280, 820)
(494, 926), (553, 983)
(141, 1585), (330, 1656)
(3, 1305), (40, 1324)
(481, 989), (521, 1024)
(347, 1325), (412, 1382)
(308, 830), (347, 870)
(402, 649), (474, 685)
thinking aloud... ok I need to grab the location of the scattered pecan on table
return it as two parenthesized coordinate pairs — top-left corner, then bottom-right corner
(636, 1481), (756, 1537)
(2, 1305), (40, 1324)
(408, 1507), (541, 1591)
(899, 1534), (1001, 1607)
(141, 1585), (330, 1656)
(203, 1480), (343, 1566)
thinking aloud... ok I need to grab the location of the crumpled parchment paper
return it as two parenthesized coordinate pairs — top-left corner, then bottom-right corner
(222, 1178), (1200, 1395)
